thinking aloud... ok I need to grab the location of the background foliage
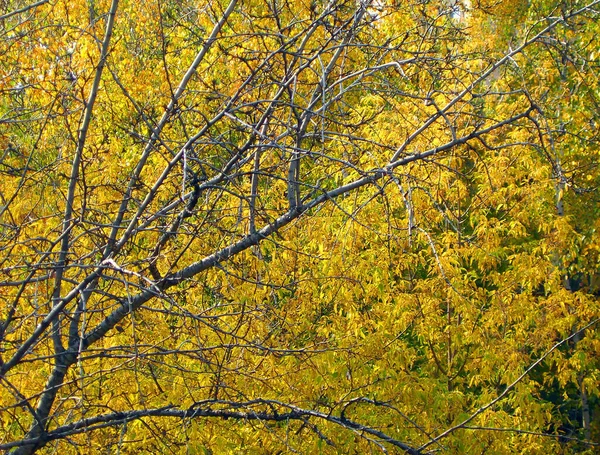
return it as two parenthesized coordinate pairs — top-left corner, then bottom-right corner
(1, 0), (599, 453)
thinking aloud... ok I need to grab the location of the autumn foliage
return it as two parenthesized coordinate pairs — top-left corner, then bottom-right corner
(1, 0), (600, 453)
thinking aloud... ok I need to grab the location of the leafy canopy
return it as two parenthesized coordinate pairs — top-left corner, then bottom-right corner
(1, 0), (599, 454)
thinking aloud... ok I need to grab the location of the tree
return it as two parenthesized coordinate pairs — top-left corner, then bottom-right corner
(1, 0), (599, 453)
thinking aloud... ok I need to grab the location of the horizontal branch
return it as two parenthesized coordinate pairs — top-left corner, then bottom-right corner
(0, 399), (422, 455)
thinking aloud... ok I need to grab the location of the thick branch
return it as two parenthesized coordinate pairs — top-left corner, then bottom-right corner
(1, 400), (422, 455)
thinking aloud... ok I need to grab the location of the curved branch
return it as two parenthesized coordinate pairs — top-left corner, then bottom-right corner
(1, 399), (422, 455)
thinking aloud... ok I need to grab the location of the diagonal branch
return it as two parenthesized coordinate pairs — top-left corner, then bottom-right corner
(0, 0), (48, 21)
(418, 318), (600, 452)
